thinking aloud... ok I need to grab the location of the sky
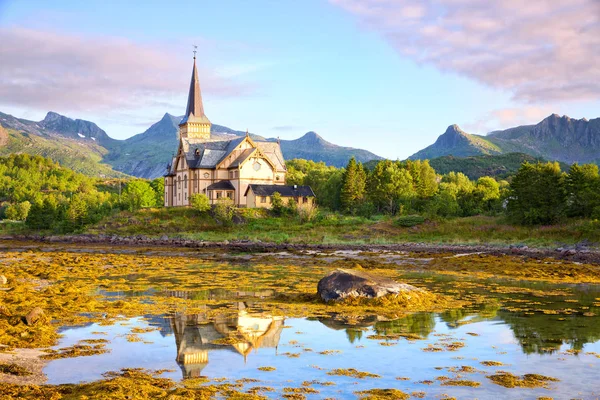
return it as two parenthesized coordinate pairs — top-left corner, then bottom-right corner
(0, 0), (598, 159)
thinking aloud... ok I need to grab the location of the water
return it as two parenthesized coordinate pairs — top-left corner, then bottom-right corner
(45, 308), (600, 398)
(5, 244), (599, 398)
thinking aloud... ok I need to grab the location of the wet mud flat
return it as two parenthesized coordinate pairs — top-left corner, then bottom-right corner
(1, 242), (600, 398)
(3, 234), (600, 263)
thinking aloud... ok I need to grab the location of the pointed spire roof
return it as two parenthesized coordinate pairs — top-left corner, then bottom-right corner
(180, 57), (210, 126)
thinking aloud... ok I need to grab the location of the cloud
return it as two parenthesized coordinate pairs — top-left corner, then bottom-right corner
(463, 106), (552, 134)
(331, 0), (600, 103)
(272, 125), (300, 132)
(0, 27), (254, 113)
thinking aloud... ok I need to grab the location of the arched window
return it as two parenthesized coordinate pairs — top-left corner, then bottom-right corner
(178, 176), (181, 189)
(184, 175), (187, 189)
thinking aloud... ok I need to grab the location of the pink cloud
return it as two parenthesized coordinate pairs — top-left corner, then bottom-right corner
(0, 27), (254, 113)
(331, 0), (600, 102)
(463, 106), (552, 134)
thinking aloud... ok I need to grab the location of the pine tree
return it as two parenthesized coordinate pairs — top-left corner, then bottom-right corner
(340, 157), (366, 213)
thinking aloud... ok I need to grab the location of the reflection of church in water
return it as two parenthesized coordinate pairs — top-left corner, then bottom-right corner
(164, 303), (285, 378)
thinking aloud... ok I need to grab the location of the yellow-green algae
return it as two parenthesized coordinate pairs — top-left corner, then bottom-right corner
(0, 247), (465, 350)
(0, 368), (270, 400)
(355, 388), (410, 399)
(327, 368), (381, 379)
(487, 372), (559, 388)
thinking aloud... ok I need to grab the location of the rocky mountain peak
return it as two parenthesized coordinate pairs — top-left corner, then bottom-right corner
(443, 124), (469, 137)
(39, 111), (113, 145)
(296, 131), (327, 145)
(42, 111), (63, 122)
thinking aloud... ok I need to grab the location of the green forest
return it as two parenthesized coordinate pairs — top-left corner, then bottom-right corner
(1, 153), (599, 234)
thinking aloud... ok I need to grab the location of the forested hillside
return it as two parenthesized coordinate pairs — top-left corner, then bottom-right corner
(0, 154), (162, 232)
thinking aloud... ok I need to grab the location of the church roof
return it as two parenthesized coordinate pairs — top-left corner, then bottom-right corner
(245, 184), (315, 197)
(255, 141), (286, 172)
(180, 58), (211, 126)
(175, 136), (286, 172)
(206, 180), (235, 191)
(228, 148), (256, 168)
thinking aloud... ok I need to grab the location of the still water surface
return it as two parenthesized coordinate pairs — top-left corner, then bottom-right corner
(46, 306), (600, 399)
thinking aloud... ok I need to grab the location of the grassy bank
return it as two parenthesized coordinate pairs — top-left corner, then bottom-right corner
(79, 207), (600, 248)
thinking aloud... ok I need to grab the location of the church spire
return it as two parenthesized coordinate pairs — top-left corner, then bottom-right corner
(179, 51), (211, 139)
(183, 57), (205, 121)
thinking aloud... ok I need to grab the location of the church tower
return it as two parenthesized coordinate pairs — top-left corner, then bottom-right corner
(179, 55), (211, 139)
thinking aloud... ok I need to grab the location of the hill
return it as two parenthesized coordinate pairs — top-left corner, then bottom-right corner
(0, 112), (126, 178)
(409, 124), (502, 160)
(427, 153), (570, 180)
(0, 111), (383, 179)
(278, 131), (383, 168)
(410, 114), (600, 165)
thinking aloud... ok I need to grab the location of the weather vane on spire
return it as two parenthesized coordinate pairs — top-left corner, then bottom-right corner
(193, 45), (197, 59)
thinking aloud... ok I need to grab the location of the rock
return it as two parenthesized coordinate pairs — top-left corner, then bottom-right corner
(317, 269), (421, 302)
(25, 307), (45, 326)
(232, 214), (246, 225)
(160, 235), (169, 241)
(0, 275), (7, 285)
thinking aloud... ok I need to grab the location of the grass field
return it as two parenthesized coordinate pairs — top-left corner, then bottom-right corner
(82, 207), (600, 248)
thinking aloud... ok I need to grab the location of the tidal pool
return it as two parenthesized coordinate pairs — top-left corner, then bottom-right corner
(2, 245), (600, 398)
(45, 309), (600, 399)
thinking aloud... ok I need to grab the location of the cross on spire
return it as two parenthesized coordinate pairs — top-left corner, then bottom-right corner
(193, 45), (197, 59)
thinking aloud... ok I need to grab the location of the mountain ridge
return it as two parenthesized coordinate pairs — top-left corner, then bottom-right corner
(410, 114), (600, 165)
(0, 110), (383, 178)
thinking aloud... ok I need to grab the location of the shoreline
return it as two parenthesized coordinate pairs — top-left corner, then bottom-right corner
(1, 233), (599, 264)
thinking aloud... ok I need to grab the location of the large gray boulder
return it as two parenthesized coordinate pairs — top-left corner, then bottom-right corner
(317, 269), (421, 302)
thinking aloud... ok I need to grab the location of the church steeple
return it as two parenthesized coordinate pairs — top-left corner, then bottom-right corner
(179, 53), (211, 139)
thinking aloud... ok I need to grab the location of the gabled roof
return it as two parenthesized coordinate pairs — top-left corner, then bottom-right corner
(255, 141), (286, 172)
(229, 148), (256, 168)
(180, 58), (211, 126)
(182, 136), (245, 169)
(245, 184), (315, 197)
(206, 180), (235, 191)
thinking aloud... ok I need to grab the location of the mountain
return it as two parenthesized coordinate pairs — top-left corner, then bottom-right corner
(0, 111), (125, 177)
(409, 124), (502, 160)
(427, 153), (569, 180)
(278, 131), (383, 167)
(0, 111), (383, 179)
(486, 114), (600, 164)
(410, 115), (600, 165)
(39, 111), (117, 147)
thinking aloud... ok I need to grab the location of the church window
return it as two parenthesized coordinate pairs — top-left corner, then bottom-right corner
(303, 197), (308, 204)
(185, 193), (187, 200)
(216, 191), (222, 199)
(253, 161), (261, 171)
(260, 196), (266, 204)
(229, 171), (234, 179)
(276, 175), (280, 181)
(184, 175), (187, 189)
(204, 172), (210, 178)
(226, 192), (233, 199)
(178, 176), (181, 189)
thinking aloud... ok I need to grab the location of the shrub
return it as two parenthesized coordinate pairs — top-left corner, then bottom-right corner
(396, 215), (425, 227)
(190, 194), (211, 213)
(213, 198), (235, 225)
(270, 192), (285, 216)
(297, 202), (318, 223)
(4, 201), (31, 221)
